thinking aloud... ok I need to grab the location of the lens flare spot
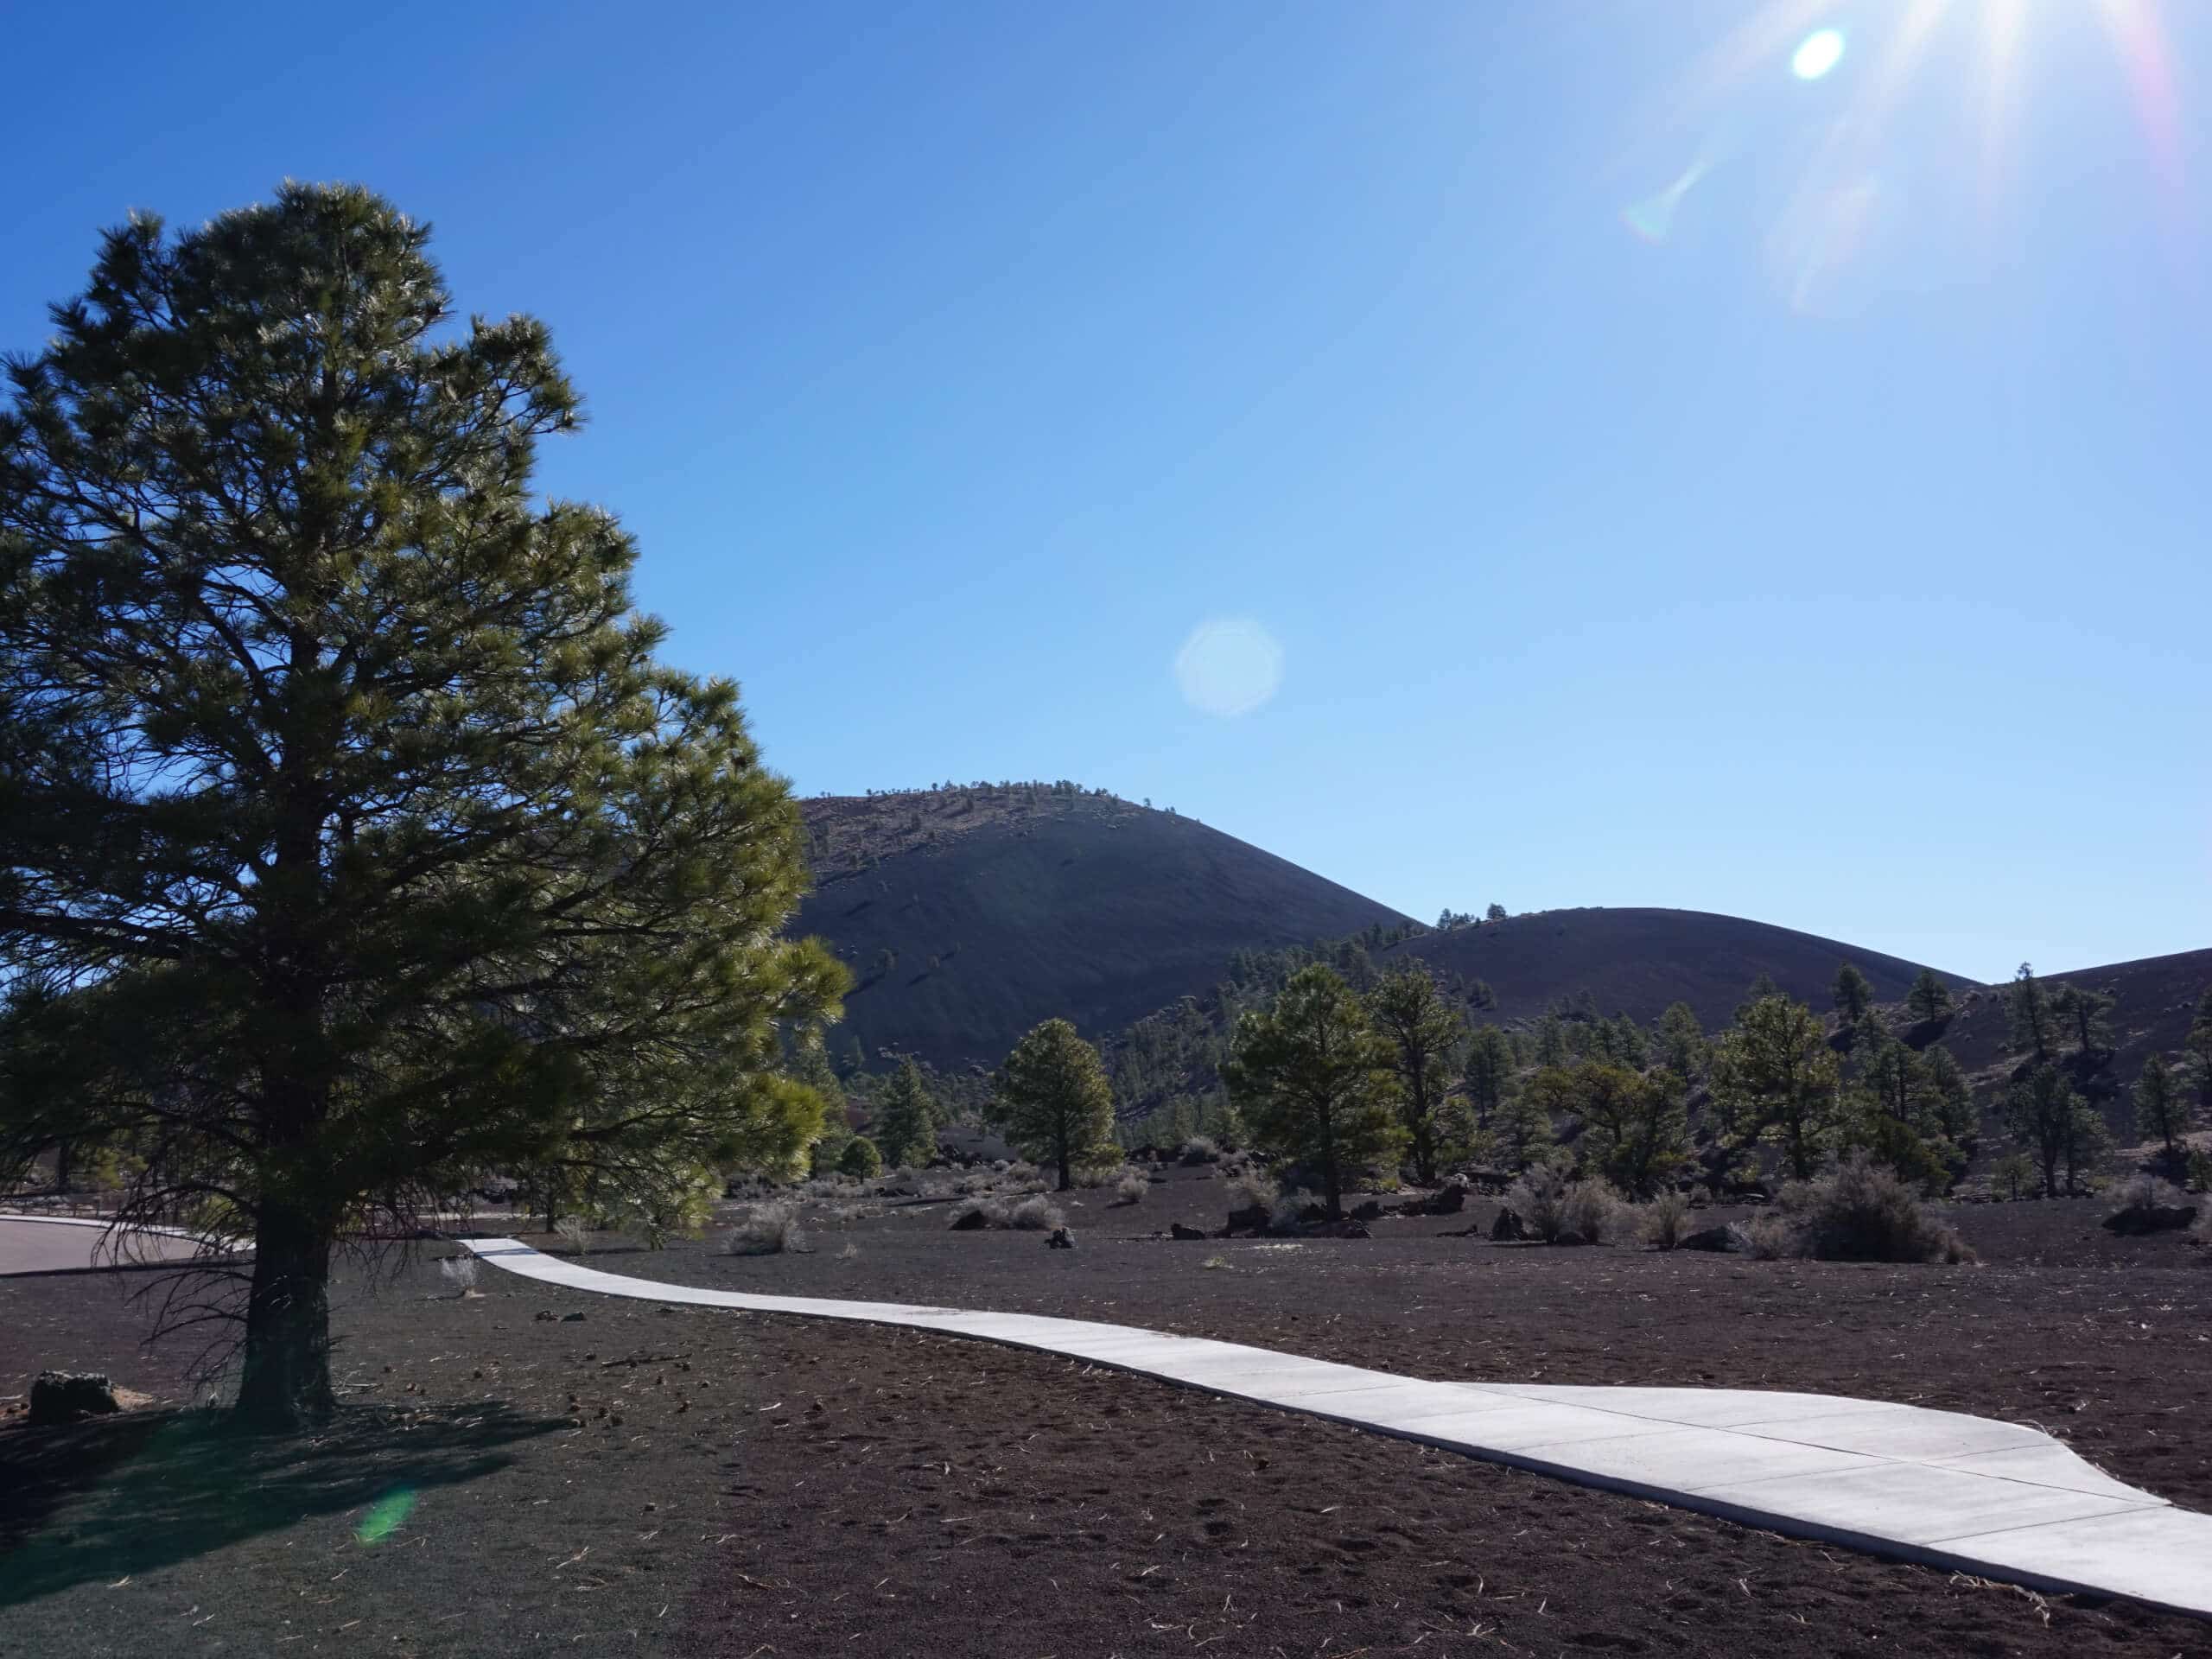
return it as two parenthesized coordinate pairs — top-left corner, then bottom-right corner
(1174, 618), (1283, 718)
(1791, 29), (1846, 81)
(356, 1488), (416, 1545)
(1623, 160), (1710, 244)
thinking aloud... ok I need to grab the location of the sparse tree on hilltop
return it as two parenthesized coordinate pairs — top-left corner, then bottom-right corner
(1223, 965), (1402, 1219)
(1485, 903), (1508, 922)
(993, 1020), (1116, 1192)
(0, 187), (844, 1428)
(1366, 967), (1468, 1185)
(1906, 968), (1953, 1027)
(1711, 995), (1844, 1180)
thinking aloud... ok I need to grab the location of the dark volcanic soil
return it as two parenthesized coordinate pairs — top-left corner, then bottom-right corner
(1, 1177), (2208, 1658)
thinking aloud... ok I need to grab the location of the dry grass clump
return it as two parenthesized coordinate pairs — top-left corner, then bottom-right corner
(1224, 1172), (1277, 1214)
(1268, 1191), (1316, 1231)
(1003, 1161), (1049, 1194)
(552, 1216), (590, 1256)
(2112, 1172), (2191, 1215)
(1114, 1172), (1148, 1205)
(1179, 1137), (1221, 1166)
(1507, 1167), (1628, 1244)
(1010, 1195), (1066, 1231)
(726, 1201), (810, 1255)
(1638, 1190), (1693, 1250)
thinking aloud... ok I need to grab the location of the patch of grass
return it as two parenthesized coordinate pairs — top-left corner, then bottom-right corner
(1114, 1173), (1147, 1205)
(1638, 1191), (1692, 1250)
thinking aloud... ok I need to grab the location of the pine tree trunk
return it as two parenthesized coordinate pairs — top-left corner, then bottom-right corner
(234, 1200), (337, 1430)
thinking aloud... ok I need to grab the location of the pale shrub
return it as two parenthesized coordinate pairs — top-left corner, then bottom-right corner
(552, 1216), (590, 1256)
(1009, 1195), (1066, 1231)
(1114, 1173), (1148, 1205)
(726, 1201), (808, 1255)
(1506, 1167), (1626, 1243)
(438, 1253), (480, 1293)
(1639, 1190), (1693, 1250)
(1785, 1156), (1974, 1263)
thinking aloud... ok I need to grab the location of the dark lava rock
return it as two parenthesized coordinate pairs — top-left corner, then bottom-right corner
(1046, 1226), (1077, 1250)
(1169, 1222), (1209, 1241)
(560, 1311), (587, 1322)
(1676, 1225), (1741, 1254)
(1490, 1207), (1527, 1242)
(2104, 1204), (2199, 1236)
(1225, 1204), (1270, 1236)
(1423, 1183), (1467, 1216)
(1351, 1199), (1384, 1222)
(29, 1371), (119, 1427)
(949, 1206), (991, 1231)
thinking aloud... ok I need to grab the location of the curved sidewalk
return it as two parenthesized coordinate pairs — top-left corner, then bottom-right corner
(465, 1236), (2212, 1620)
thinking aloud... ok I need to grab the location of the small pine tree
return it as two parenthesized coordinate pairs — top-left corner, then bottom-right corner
(1461, 1026), (1514, 1128)
(2056, 983), (2115, 1059)
(2008, 963), (2055, 1065)
(874, 1060), (939, 1168)
(1906, 968), (1953, 1027)
(1655, 1001), (1707, 1080)
(1832, 961), (1876, 1029)
(2133, 1053), (2189, 1166)
(992, 1020), (1116, 1192)
(837, 1136), (884, 1179)
(2006, 1063), (2079, 1198)
(2184, 986), (2212, 1110)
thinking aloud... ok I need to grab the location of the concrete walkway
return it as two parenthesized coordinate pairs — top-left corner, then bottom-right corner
(463, 1236), (2212, 1619)
(0, 1214), (224, 1275)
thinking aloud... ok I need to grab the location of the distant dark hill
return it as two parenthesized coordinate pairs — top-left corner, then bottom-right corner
(791, 786), (1413, 1071)
(1382, 907), (1973, 1031)
(1929, 947), (2212, 1132)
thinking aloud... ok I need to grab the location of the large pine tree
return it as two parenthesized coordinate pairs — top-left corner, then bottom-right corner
(0, 186), (844, 1427)
(1223, 964), (1402, 1219)
(1364, 965), (1467, 1185)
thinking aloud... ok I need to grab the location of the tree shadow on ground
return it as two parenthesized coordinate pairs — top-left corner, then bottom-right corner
(0, 1400), (560, 1607)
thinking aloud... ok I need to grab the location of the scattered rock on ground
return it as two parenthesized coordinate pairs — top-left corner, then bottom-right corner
(1169, 1222), (1208, 1241)
(1351, 1200), (1383, 1222)
(560, 1311), (587, 1322)
(1224, 1205), (1269, 1235)
(1046, 1226), (1077, 1250)
(29, 1370), (119, 1427)
(1676, 1225), (1741, 1254)
(1490, 1207), (1527, 1242)
(949, 1207), (990, 1231)
(2104, 1205), (2198, 1236)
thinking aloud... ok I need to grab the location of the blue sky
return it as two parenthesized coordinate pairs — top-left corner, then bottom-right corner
(5, 1), (2207, 982)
